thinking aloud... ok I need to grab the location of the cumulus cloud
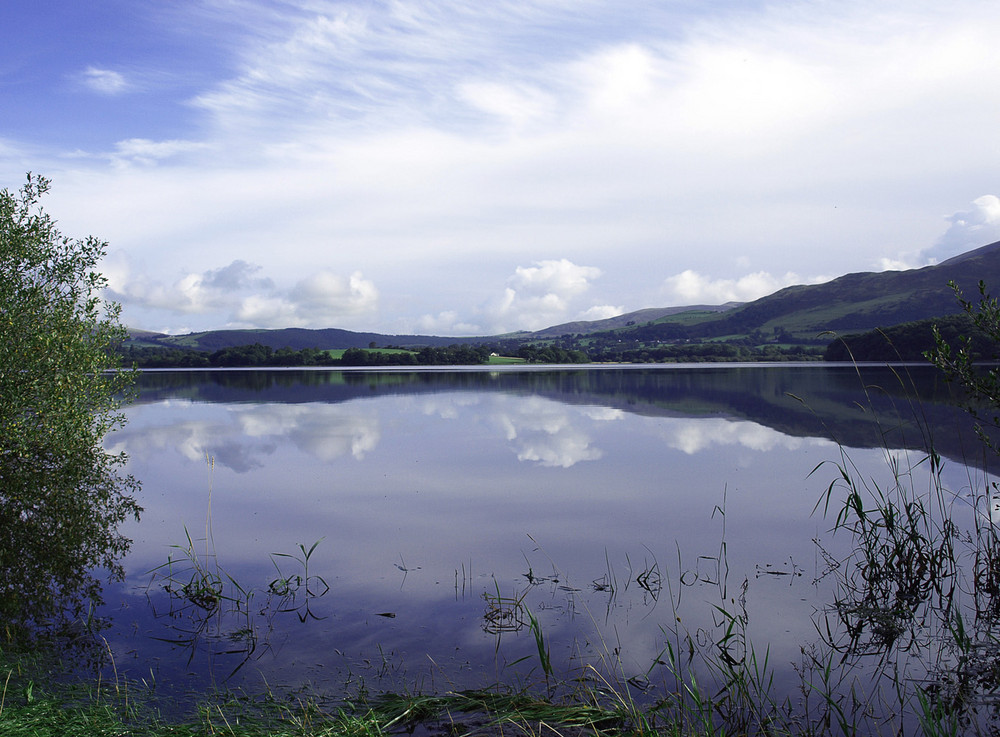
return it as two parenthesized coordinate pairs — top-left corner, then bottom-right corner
(106, 256), (378, 329)
(484, 258), (604, 331)
(415, 311), (483, 336)
(578, 304), (625, 321)
(410, 259), (624, 334)
(510, 259), (600, 297)
(661, 269), (811, 305)
(107, 258), (272, 313)
(79, 67), (129, 95)
(238, 270), (378, 327)
(921, 195), (1000, 264)
(875, 255), (920, 271)
(409, 259), (616, 335)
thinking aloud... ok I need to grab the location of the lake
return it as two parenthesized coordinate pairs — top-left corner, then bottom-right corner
(95, 364), (1000, 730)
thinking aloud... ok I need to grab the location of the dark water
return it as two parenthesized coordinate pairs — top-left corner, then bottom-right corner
(93, 364), (998, 725)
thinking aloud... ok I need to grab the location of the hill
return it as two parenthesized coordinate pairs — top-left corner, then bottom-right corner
(126, 306), (744, 353)
(129, 326), (488, 352)
(525, 303), (742, 338)
(699, 240), (1000, 339)
(578, 240), (1000, 348)
(125, 240), (1000, 360)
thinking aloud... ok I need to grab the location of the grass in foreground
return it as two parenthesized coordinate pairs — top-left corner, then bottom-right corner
(0, 652), (666, 737)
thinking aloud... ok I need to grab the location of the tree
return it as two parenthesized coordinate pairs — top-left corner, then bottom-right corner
(0, 174), (140, 639)
(927, 280), (1000, 454)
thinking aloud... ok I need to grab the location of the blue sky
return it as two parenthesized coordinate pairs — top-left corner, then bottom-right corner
(3, 0), (1000, 335)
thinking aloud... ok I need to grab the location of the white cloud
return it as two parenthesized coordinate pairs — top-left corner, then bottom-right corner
(480, 259), (604, 331)
(880, 194), (1000, 270)
(661, 269), (813, 305)
(106, 256), (378, 329)
(15, 1), (1000, 333)
(240, 270), (378, 328)
(111, 138), (208, 166)
(457, 80), (554, 131)
(107, 257), (271, 313)
(410, 259), (615, 335)
(922, 195), (1000, 264)
(510, 258), (600, 297)
(415, 311), (483, 336)
(875, 255), (919, 272)
(79, 67), (129, 95)
(578, 304), (625, 321)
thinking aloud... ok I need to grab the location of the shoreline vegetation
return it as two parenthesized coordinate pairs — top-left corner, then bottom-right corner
(118, 340), (825, 368)
(124, 307), (997, 368)
(118, 342), (588, 368)
(0, 658), (666, 737)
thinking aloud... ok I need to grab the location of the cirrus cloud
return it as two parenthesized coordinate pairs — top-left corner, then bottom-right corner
(79, 66), (129, 95)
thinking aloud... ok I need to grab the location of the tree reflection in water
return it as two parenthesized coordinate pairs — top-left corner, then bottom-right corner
(0, 446), (140, 656)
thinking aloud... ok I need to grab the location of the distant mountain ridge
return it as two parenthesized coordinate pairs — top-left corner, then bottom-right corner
(525, 303), (743, 338)
(127, 326), (485, 352)
(126, 240), (1000, 353)
(687, 239), (1000, 339)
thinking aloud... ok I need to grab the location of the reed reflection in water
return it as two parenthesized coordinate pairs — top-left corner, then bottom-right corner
(94, 365), (1000, 731)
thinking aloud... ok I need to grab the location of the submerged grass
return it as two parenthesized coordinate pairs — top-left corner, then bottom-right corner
(0, 647), (665, 737)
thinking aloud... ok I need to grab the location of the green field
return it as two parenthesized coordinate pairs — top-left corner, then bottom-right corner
(325, 347), (416, 359)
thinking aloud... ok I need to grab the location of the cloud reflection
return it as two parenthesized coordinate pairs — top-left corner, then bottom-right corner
(494, 396), (607, 468)
(663, 417), (833, 455)
(234, 404), (380, 461)
(118, 400), (381, 472)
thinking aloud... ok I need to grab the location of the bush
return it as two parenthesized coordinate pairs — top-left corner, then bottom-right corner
(0, 174), (141, 639)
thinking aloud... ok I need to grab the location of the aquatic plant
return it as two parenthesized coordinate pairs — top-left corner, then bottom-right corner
(269, 538), (330, 622)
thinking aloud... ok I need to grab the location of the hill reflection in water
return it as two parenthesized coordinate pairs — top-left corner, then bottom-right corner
(98, 364), (997, 728)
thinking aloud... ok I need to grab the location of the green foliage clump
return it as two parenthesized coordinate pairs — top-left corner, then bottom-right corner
(0, 174), (140, 639)
(927, 280), (1000, 452)
(822, 312), (995, 362)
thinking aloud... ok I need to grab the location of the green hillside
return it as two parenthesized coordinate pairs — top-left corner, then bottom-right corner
(526, 303), (741, 338)
(699, 241), (1000, 339)
(580, 240), (1000, 347)
(131, 326), (487, 352)
(125, 240), (1000, 362)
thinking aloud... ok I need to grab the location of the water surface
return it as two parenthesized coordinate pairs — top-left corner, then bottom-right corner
(98, 364), (993, 724)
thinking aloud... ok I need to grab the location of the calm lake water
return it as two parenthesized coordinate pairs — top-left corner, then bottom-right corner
(97, 364), (999, 725)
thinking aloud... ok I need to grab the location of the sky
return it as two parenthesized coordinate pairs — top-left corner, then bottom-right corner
(3, 0), (1000, 336)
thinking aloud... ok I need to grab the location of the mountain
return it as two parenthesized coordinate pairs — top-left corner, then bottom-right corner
(599, 240), (1000, 344)
(524, 303), (742, 338)
(126, 307), (746, 352)
(126, 240), (1000, 354)
(127, 326), (489, 352)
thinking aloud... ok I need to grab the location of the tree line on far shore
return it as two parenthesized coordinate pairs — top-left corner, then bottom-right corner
(118, 342), (592, 367)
